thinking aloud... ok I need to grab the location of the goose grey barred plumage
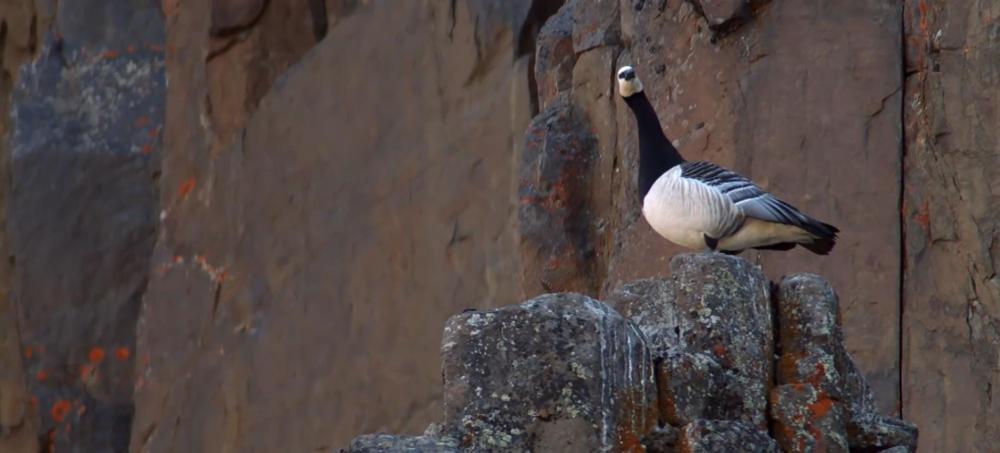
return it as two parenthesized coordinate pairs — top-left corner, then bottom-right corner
(617, 66), (839, 255)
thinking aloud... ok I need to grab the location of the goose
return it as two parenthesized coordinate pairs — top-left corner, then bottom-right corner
(616, 66), (839, 255)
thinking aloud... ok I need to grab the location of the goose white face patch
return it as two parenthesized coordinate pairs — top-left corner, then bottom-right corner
(616, 66), (643, 98)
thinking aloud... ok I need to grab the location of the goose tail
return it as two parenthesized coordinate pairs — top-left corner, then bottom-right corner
(799, 219), (839, 255)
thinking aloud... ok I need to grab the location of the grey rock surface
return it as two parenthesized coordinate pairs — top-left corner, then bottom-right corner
(770, 383), (849, 453)
(345, 434), (460, 453)
(441, 293), (657, 451)
(775, 274), (917, 452)
(677, 419), (779, 453)
(608, 253), (773, 428)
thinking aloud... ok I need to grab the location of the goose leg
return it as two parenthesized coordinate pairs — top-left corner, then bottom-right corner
(703, 234), (720, 255)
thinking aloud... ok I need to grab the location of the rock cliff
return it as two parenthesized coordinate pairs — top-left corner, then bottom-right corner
(0, 0), (994, 451)
(347, 254), (917, 452)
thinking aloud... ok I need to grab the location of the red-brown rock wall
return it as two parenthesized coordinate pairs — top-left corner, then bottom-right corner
(903, 0), (1000, 450)
(0, 0), (995, 451)
(131, 1), (540, 450)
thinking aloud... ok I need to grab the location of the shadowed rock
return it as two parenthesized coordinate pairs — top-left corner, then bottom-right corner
(641, 425), (679, 453)
(441, 293), (657, 451)
(518, 97), (600, 296)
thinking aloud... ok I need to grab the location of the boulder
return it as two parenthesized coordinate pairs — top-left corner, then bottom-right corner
(608, 253), (773, 428)
(518, 97), (599, 296)
(441, 293), (657, 451)
(776, 274), (917, 451)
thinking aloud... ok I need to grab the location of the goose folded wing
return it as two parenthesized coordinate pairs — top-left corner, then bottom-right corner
(680, 161), (833, 237)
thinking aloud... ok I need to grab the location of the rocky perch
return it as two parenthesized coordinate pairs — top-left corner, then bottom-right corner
(345, 254), (917, 452)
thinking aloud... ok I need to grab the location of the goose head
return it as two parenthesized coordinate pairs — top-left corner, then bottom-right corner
(616, 66), (644, 98)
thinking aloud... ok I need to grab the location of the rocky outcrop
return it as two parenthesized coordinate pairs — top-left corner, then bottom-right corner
(346, 254), (916, 452)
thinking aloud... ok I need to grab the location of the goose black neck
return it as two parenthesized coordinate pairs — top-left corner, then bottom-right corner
(625, 91), (684, 198)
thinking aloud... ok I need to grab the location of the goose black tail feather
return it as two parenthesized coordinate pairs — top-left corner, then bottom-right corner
(801, 237), (836, 255)
(800, 218), (839, 240)
(753, 242), (798, 252)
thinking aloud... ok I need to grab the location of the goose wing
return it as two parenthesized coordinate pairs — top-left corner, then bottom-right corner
(679, 161), (838, 239)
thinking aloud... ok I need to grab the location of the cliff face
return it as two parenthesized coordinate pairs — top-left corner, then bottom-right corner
(0, 0), (994, 452)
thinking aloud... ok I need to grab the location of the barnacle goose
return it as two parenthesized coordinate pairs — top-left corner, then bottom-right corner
(617, 66), (838, 255)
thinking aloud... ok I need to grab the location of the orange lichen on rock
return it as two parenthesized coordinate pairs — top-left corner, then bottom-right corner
(115, 347), (131, 361)
(809, 362), (826, 385)
(614, 387), (657, 453)
(712, 343), (728, 360)
(808, 396), (834, 419)
(89, 347), (106, 363)
(51, 400), (71, 423)
(178, 178), (196, 199)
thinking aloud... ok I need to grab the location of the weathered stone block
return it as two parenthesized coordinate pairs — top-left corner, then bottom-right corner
(776, 274), (918, 451)
(441, 293), (657, 451)
(518, 97), (599, 296)
(677, 419), (779, 453)
(609, 254), (773, 428)
(770, 383), (849, 453)
(776, 274), (841, 355)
